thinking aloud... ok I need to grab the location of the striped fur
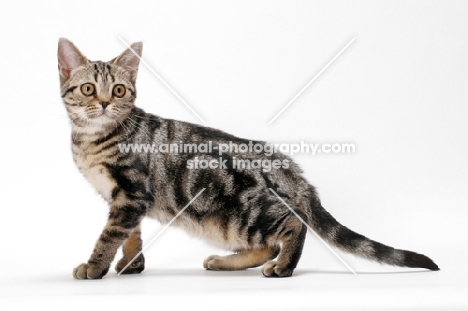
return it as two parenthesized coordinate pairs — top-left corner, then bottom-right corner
(58, 38), (438, 279)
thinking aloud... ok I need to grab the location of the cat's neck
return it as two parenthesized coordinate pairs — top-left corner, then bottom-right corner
(70, 107), (145, 144)
(71, 120), (119, 143)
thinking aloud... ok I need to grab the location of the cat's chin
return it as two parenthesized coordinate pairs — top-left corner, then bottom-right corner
(94, 117), (119, 128)
(88, 112), (120, 125)
(93, 114), (114, 122)
(71, 116), (118, 136)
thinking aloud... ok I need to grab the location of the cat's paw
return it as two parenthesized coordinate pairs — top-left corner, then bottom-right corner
(203, 255), (223, 270)
(115, 254), (145, 274)
(73, 263), (109, 280)
(261, 261), (293, 278)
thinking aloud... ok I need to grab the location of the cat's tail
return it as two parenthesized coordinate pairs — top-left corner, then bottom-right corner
(305, 194), (439, 271)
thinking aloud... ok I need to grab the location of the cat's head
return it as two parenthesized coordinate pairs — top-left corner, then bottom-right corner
(58, 38), (142, 134)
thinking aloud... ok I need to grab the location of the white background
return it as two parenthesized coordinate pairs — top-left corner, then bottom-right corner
(1, 0), (467, 310)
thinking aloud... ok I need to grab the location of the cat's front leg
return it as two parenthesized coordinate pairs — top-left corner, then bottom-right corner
(73, 203), (146, 280)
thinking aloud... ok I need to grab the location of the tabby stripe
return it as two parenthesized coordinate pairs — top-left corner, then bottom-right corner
(71, 135), (82, 146)
(94, 63), (99, 82)
(167, 119), (176, 140)
(61, 86), (77, 97)
(111, 187), (121, 200)
(373, 241), (394, 261)
(127, 191), (154, 202)
(104, 228), (128, 239)
(93, 125), (124, 145)
(268, 212), (291, 235)
(106, 64), (115, 82)
(71, 117), (86, 127)
(105, 164), (147, 195)
(147, 114), (162, 132)
(247, 197), (277, 241)
(93, 139), (122, 155)
(335, 226), (366, 248)
(124, 158), (149, 175)
(64, 100), (81, 106)
(109, 205), (146, 228)
(238, 208), (251, 234)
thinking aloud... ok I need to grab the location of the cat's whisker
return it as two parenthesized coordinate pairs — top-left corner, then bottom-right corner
(126, 117), (153, 141)
(128, 114), (147, 120)
(119, 120), (132, 138)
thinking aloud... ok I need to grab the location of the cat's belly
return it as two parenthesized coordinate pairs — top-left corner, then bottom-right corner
(147, 208), (250, 251)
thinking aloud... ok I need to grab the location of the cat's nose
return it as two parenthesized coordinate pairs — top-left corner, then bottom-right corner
(101, 101), (110, 109)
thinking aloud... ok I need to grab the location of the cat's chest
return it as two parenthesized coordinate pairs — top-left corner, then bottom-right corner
(73, 150), (116, 202)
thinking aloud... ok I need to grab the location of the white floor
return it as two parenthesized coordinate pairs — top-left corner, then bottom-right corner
(1, 231), (466, 311)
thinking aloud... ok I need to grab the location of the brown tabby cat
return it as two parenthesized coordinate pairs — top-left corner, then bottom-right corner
(58, 38), (439, 279)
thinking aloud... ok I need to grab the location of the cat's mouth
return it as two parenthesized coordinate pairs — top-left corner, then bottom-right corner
(99, 110), (112, 117)
(90, 110), (115, 122)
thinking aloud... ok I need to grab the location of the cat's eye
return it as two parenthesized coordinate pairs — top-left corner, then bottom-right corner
(113, 84), (126, 98)
(81, 83), (95, 96)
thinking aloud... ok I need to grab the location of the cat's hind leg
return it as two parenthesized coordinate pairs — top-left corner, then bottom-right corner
(203, 246), (279, 271)
(261, 214), (307, 277)
(115, 225), (145, 274)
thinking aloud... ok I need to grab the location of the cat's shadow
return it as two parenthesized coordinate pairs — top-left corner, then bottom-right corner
(124, 268), (260, 278)
(117, 268), (434, 279)
(294, 269), (435, 276)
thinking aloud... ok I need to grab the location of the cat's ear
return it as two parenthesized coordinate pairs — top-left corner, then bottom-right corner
(111, 42), (143, 81)
(58, 38), (88, 82)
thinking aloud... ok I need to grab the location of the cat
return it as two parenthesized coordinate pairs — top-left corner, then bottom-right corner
(58, 38), (439, 279)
